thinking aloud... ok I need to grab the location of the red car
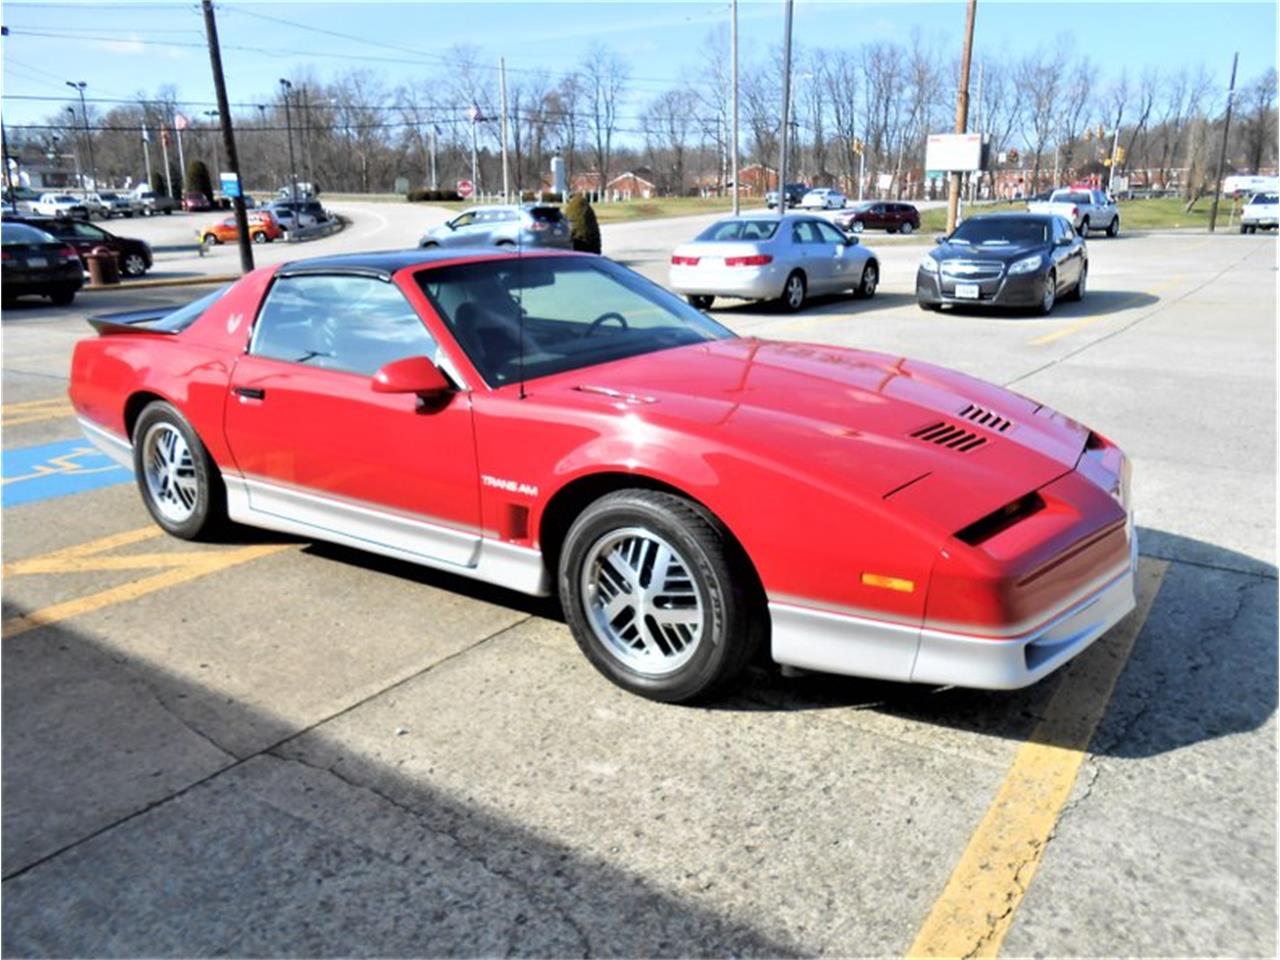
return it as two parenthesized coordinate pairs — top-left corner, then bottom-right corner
(69, 251), (1136, 703)
(182, 192), (212, 212)
(835, 201), (921, 234)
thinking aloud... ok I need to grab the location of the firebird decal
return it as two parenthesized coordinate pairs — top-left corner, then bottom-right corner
(226, 312), (244, 335)
(481, 474), (539, 497)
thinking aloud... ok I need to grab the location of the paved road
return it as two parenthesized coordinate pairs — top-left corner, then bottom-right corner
(1, 227), (1275, 957)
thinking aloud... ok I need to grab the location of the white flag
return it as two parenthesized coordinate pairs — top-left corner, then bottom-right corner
(174, 112), (189, 131)
(141, 126), (150, 143)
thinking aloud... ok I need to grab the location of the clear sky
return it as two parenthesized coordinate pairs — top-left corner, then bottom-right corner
(2, 0), (1276, 128)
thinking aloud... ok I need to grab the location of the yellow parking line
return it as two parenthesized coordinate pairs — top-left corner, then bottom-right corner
(1, 398), (75, 427)
(907, 557), (1168, 959)
(2, 526), (293, 639)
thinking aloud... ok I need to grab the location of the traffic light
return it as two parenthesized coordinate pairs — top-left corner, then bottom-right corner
(1115, 146), (1126, 164)
(852, 138), (864, 156)
(1103, 157), (1112, 167)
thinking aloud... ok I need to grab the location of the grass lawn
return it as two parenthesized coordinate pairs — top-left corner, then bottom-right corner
(919, 196), (1227, 235)
(429, 195), (758, 224)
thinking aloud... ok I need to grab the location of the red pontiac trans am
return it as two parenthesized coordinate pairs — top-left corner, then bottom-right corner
(69, 249), (1136, 703)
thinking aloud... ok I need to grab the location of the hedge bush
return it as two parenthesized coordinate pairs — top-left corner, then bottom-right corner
(406, 188), (462, 202)
(565, 194), (601, 253)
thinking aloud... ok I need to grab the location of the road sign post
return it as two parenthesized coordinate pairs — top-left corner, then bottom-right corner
(457, 179), (475, 200)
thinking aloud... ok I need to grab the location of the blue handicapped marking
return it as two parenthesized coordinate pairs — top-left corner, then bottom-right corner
(2, 438), (133, 508)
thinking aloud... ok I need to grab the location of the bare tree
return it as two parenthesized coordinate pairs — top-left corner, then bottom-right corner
(1017, 49), (1065, 193)
(1239, 68), (1278, 173)
(643, 89), (697, 195)
(545, 73), (584, 187)
(582, 43), (629, 195)
(824, 49), (861, 191)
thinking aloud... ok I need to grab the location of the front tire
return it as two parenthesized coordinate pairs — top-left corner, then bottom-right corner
(1066, 264), (1087, 302)
(1106, 216), (1120, 238)
(900, 221), (915, 235)
(1038, 269), (1058, 316)
(780, 271), (807, 312)
(252, 231), (268, 244)
(686, 294), (714, 310)
(132, 401), (226, 540)
(559, 489), (763, 703)
(856, 261), (878, 298)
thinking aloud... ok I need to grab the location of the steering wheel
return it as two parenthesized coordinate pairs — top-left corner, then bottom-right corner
(582, 311), (629, 337)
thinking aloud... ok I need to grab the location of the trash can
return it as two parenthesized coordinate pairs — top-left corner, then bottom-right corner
(86, 246), (120, 286)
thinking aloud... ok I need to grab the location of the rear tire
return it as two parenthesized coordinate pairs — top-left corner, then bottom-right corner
(49, 288), (76, 306)
(687, 294), (714, 310)
(851, 220), (865, 233)
(900, 221), (915, 235)
(252, 231), (267, 244)
(132, 401), (226, 541)
(918, 301), (942, 312)
(1106, 216), (1120, 238)
(122, 253), (147, 277)
(780, 271), (807, 312)
(558, 489), (763, 704)
(202, 234), (219, 246)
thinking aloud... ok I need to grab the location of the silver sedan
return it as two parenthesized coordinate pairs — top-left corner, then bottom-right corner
(669, 213), (880, 312)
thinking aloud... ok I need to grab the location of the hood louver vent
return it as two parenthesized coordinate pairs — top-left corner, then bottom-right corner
(910, 421), (988, 453)
(958, 403), (1012, 432)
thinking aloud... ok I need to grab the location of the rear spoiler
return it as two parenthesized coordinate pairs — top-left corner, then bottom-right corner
(86, 308), (178, 336)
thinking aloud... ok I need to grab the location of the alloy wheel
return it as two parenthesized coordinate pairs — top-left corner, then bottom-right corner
(580, 527), (705, 677)
(141, 422), (199, 524)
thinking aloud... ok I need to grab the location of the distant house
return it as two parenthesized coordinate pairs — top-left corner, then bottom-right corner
(737, 163), (777, 196)
(606, 168), (657, 200)
(569, 171), (604, 194)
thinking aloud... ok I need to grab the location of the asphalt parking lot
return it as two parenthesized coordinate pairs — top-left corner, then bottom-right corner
(2, 213), (1275, 956)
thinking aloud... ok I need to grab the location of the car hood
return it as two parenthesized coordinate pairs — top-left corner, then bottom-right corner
(539, 338), (1091, 533)
(929, 241), (1046, 262)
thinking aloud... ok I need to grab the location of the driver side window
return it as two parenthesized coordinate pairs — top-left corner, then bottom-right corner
(251, 275), (438, 377)
(451, 212), (476, 229)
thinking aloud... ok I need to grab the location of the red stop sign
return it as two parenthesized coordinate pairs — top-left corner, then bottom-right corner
(457, 179), (474, 199)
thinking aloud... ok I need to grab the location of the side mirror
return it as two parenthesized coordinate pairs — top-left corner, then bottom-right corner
(372, 356), (451, 398)
(935, 235), (948, 244)
(845, 235), (860, 246)
(1056, 235), (1073, 246)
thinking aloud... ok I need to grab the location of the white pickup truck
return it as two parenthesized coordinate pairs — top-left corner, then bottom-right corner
(1027, 188), (1120, 237)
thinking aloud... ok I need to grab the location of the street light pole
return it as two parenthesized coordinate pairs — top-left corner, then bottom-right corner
(499, 58), (511, 202)
(731, 0), (740, 215)
(777, 0), (794, 212)
(280, 78), (299, 213)
(204, 110), (221, 178)
(66, 80), (96, 188)
(65, 106), (83, 187)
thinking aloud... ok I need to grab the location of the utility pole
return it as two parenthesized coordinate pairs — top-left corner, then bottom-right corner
(174, 111), (186, 193)
(280, 79), (299, 213)
(142, 125), (153, 190)
(65, 107), (83, 187)
(946, 0), (977, 233)
(202, 0), (253, 272)
(1209, 52), (1240, 233)
(66, 81), (96, 188)
(777, 0), (795, 213)
(469, 104), (481, 201)
(300, 85), (314, 187)
(160, 127), (173, 199)
(499, 58), (511, 202)
(731, 0), (740, 215)
(430, 124), (439, 190)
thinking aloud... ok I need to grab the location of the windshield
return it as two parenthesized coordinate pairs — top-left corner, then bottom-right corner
(417, 257), (733, 387)
(695, 219), (779, 242)
(1250, 193), (1278, 205)
(54, 195), (79, 203)
(2, 223), (57, 245)
(948, 218), (1049, 246)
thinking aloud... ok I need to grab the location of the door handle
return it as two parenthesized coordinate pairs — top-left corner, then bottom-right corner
(233, 386), (265, 400)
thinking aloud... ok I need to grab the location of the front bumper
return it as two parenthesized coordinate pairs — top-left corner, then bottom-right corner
(769, 531), (1137, 689)
(670, 262), (787, 300)
(1242, 216), (1278, 229)
(916, 267), (1047, 308)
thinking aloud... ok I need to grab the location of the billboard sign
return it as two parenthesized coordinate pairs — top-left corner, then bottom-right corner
(925, 133), (986, 172)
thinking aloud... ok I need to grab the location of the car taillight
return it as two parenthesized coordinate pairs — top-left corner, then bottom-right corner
(671, 255), (700, 266)
(59, 246), (79, 260)
(1, 250), (11, 261)
(1071, 206), (1079, 218)
(725, 254), (772, 267)
(528, 220), (548, 231)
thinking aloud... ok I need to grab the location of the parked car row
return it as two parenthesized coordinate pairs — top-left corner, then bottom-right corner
(668, 210), (1088, 317)
(3, 214), (153, 279)
(1, 221), (85, 306)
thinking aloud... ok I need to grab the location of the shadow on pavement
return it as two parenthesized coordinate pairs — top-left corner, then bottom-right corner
(929, 288), (1159, 321)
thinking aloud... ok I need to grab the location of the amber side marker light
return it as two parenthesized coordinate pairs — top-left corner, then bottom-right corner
(861, 573), (915, 593)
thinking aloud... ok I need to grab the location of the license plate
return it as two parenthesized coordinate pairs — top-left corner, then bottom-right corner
(26, 256), (47, 268)
(954, 282), (980, 299)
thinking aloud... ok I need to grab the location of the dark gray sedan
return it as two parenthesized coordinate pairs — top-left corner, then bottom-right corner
(916, 213), (1087, 315)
